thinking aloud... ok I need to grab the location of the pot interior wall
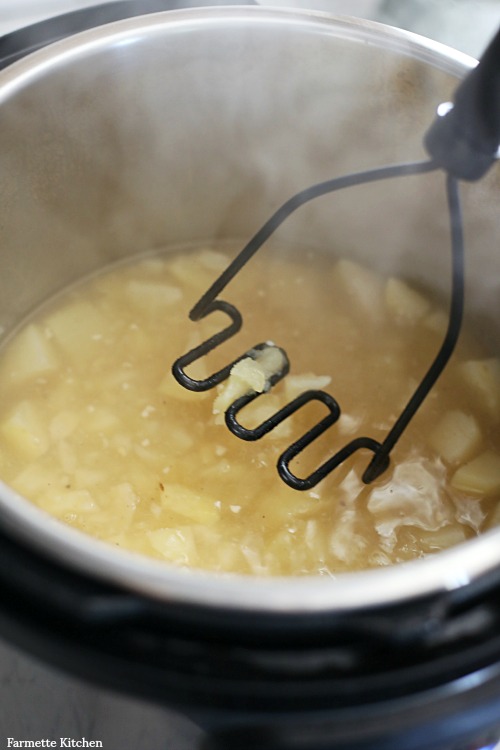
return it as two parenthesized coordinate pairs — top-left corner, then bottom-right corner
(0, 11), (499, 351)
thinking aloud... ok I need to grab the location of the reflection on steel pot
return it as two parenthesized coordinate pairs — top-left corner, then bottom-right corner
(1, 7), (500, 749)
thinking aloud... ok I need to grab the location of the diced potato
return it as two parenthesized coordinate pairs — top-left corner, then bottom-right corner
(70, 485), (138, 537)
(57, 439), (77, 473)
(49, 410), (79, 441)
(423, 309), (449, 336)
(240, 542), (266, 576)
(126, 279), (183, 309)
(45, 301), (109, 360)
(73, 467), (106, 488)
(304, 519), (328, 560)
(385, 278), (431, 324)
(164, 425), (194, 454)
(284, 373), (332, 401)
(213, 377), (249, 418)
(160, 482), (221, 526)
(264, 529), (298, 574)
(429, 410), (482, 465)
(45, 488), (98, 518)
(239, 394), (291, 439)
(98, 365), (138, 393)
(414, 525), (468, 551)
(11, 462), (59, 497)
(333, 259), (384, 317)
(336, 412), (362, 436)
(0, 324), (59, 382)
(109, 432), (132, 457)
(196, 248), (229, 272)
(106, 482), (138, 532)
(1, 400), (49, 458)
(458, 358), (500, 421)
(451, 451), (500, 496)
(254, 486), (320, 532)
(81, 406), (119, 432)
(147, 526), (197, 565)
(329, 510), (367, 565)
(168, 253), (217, 292)
(192, 525), (245, 571)
(212, 541), (245, 571)
(201, 456), (253, 492)
(133, 442), (167, 466)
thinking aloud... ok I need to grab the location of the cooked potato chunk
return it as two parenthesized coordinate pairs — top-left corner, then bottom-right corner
(11, 462), (59, 497)
(0, 324), (58, 382)
(415, 525), (468, 551)
(458, 358), (500, 421)
(284, 373), (332, 401)
(49, 410), (79, 441)
(423, 309), (448, 336)
(160, 483), (221, 526)
(333, 259), (384, 317)
(126, 279), (183, 309)
(429, 410), (482, 465)
(451, 451), (500, 496)
(168, 253), (218, 292)
(147, 526), (197, 564)
(385, 278), (430, 324)
(1, 400), (49, 458)
(45, 301), (109, 359)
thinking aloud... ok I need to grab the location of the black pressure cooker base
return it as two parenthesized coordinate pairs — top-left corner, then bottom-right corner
(2, 520), (500, 750)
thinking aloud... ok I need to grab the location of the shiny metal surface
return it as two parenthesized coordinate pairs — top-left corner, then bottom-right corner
(0, 7), (499, 616)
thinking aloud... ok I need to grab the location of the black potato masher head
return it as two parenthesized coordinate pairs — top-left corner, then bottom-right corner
(172, 26), (500, 491)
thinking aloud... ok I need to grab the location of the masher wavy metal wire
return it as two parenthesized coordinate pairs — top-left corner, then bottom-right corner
(172, 27), (500, 491)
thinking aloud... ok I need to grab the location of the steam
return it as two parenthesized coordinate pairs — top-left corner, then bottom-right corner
(1, 7), (499, 349)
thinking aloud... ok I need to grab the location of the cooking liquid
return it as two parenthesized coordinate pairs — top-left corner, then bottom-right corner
(0, 244), (499, 576)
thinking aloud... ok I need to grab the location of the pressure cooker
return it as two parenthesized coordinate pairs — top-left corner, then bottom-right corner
(1, 3), (500, 749)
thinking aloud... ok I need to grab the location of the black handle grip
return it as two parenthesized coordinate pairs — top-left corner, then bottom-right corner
(425, 25), (500, 180)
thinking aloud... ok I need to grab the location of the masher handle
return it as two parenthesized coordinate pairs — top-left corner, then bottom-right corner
(425, 26), (500, 181)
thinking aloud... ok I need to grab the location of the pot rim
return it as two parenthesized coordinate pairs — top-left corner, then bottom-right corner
(0, 5), (477, 97)
(0, 5), (494, 616)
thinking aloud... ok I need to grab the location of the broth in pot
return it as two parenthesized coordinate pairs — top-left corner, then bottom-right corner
(0, 241), (499, 576)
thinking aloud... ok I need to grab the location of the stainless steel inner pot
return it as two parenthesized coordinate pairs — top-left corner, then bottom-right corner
(0, 6), (499, 618)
